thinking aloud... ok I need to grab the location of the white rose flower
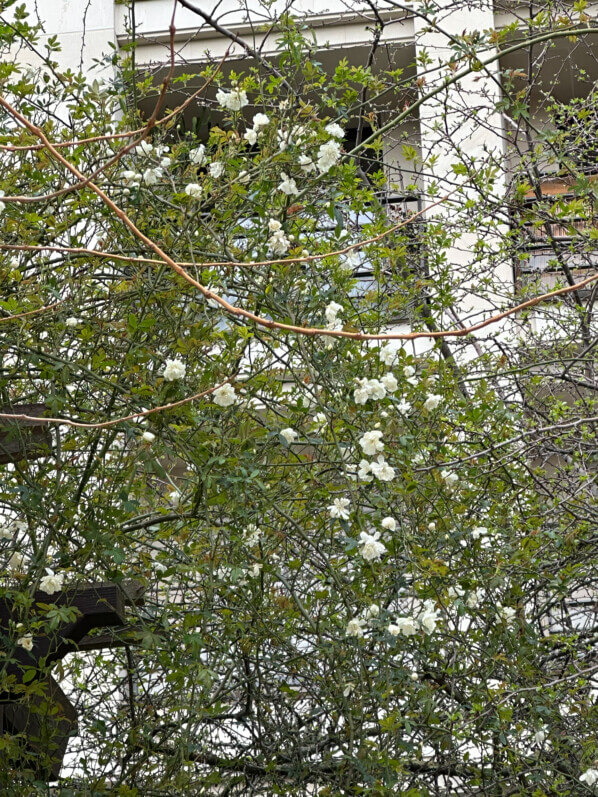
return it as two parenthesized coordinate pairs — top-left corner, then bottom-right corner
(189, 144), (206, 165)
(280, 427), (298, 444)
(471, 526), (488, 539)
(419, 599), (440, 634)
(390, 616), (417, 636)
(397, 399), (411, 414)
(268, 229), (290, 256)
(216, 87), (248, 112)
(135, 140), (154, 156)
(316, 140), (342, 173)
(359, 430), (384, 457)
(8, 552), (27, 572)
(424, 394), (442, 411)
(184, 183), (203, 199)
(370, 455), (395, 482)
(381, 373), (398, 393)
(209, 161), (224, 179)
(324, 302), (343, 327)
(381, 516), (396, 531)
(404, 365), (416, 377)
(346, 617), (365, 638)
(244, 128), (258, 146)
(365, 603), (380, 618)
(358, 531), (386, 562)
(248, 563), (262, 578)
(357, 459), (373, 482)
(534, 728), (547, 745)
(142, 431), (156, 443)
(298, 154), (316, 173)
(328, 497), (350, 520)
(168, 490), (181, 507)
(379, 343), (399, 366)
(122, 170), (139, 185)
(311, 412), (327, 430)
(277, 172), (298, 195)
(252, 112), (269, 130)
(580, 769), (598, 786)
(162, 358), (186, 381)
(17, 634), (34, 651)
(325, 122), (345, 139)
(39, 568), (64, 595)
(65, 317), (80, 328)
(142, 167), (162, 185)
(353, 378), (387, 405)
(440, 469), (459, 489)
(213, 384), (237, 407)
(340, 249), (360, 273)
(268, 218), (282, 233)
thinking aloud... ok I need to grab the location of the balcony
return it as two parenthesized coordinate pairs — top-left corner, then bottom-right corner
(513, 176), (598, 296)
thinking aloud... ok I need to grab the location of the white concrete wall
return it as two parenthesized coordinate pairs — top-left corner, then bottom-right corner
(14, 0), (116, 74)
(116, 0), (414, 65)
(414, 1), (512, 328)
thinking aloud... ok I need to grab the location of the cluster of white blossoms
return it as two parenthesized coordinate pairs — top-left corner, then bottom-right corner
(162, 358), (186, 381)
(328, 496), (350, 520)
(244, 111), (269, 146)
(358, 530), (386, 562)
(216, 86), (249, 112)
(346, 616), (366, 638)
(267, 219), (291, 255)
(448, 585), (485, 609)
(278, 172), (298, 195)
(39, 568), (64, 595)
(280, 427), (298, 444)
(324, 301), (344, 331)
(359, 430), (384, 456)
(358, 455), (395, 482)
(353, 374), (398, 404)
(213, 383), (237, 407)
(345, 602), (380, 638)
(317, 140), (342, 173)
(388, 599), (440, 637)
(244, 524), (263, 547)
